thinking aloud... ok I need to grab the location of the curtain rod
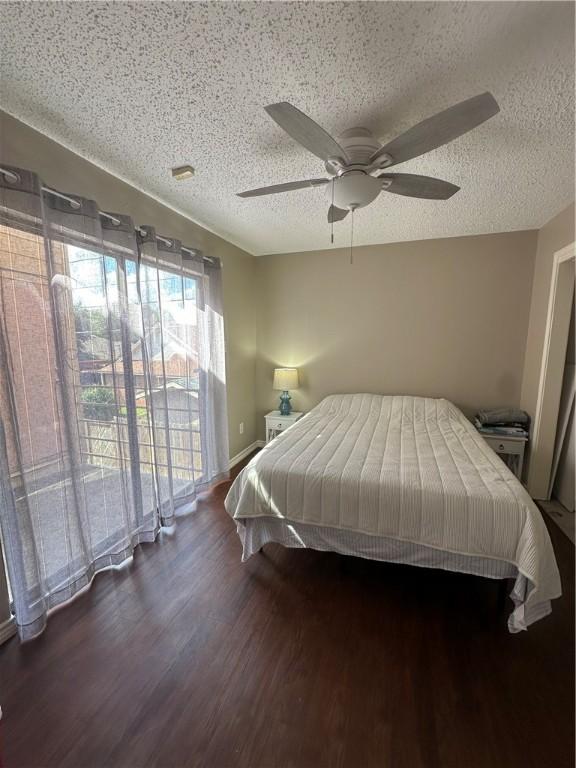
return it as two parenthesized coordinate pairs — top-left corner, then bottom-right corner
(0, 166), (213, 264)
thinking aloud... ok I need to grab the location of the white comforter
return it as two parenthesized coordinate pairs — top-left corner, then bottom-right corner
(225, 394), (561, 632)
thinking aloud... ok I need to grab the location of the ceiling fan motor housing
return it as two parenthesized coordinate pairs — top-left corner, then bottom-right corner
(324, 127), (383, 174)
(338, 127), (381, 163)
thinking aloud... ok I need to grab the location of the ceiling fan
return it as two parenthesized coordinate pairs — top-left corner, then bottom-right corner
(237, 93), (500, 222)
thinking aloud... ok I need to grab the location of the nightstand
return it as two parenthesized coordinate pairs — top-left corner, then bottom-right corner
(265, 411), (304, 443)
(481, 434), (528, 480)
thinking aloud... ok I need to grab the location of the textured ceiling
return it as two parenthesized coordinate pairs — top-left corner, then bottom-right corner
(1, 1), (574, 256)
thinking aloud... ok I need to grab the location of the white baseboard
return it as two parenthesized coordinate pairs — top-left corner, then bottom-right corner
(0, 616), (16, 645)
(229, 441), (264, 470)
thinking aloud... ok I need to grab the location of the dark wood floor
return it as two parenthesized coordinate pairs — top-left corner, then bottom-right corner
(1, 454), (574, 768)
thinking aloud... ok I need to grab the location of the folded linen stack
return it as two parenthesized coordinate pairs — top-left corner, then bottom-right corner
(474, 407), (530, 437)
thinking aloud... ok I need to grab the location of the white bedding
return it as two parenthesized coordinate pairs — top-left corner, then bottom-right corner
(225, 394), (561, 632)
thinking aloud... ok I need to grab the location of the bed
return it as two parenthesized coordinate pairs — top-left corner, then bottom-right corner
(225, 394), (561, 632)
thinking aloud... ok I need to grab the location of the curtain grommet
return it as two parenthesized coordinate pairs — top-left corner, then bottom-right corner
(0, 167), (20, 184)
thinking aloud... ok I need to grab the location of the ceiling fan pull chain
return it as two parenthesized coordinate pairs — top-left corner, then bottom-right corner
(331, 179), (335, 244)
(350, 208), (354, 265)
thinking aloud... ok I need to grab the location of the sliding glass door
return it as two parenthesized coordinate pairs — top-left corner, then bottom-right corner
(0, 174), (228, 640)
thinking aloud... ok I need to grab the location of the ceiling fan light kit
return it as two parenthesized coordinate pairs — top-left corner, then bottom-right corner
(237, 93), (500, 225)
(328, 171), (382, 211)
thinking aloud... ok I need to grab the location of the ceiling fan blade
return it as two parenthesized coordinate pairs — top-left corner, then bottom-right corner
(370, 92), (500, 167)
(265, 102), (348, 163)
(380, 173), (460, 199)
(237, 178), (329, 198)
(327, 205), (349, 223)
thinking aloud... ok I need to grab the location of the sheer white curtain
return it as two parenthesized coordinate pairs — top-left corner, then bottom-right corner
(136, 225), (229, 522)
(0, 165), (229, 640)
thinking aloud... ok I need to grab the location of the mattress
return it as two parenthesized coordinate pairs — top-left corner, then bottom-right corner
(225, 394), (561, 632)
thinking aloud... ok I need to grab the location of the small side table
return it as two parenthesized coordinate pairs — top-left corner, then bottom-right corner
(265, 411), (304, 443)
(480, 433), (528, 480)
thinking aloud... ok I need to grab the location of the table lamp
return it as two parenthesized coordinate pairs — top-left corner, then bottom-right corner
(273, 368), (299, 415)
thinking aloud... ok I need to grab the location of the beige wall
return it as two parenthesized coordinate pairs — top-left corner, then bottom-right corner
(520, 203), (575, 420)
(0, 111), (257, 459)
(256, 230), (538, 440)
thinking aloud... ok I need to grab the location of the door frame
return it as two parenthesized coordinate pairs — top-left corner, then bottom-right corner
(528, 241), (576, 499)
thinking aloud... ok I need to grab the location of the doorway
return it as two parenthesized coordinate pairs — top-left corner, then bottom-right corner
(528, 242), (576, 501)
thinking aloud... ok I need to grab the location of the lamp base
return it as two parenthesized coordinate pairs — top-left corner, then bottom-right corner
(279, 391), (292, 416)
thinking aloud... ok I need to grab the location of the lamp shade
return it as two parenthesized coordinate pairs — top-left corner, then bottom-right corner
(273, 367), (299, 391)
